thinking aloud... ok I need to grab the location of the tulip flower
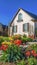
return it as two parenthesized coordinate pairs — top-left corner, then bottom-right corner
(31, 50), (36, 55)
(1, 44), (8, 51)
(25, 51), (30, 57)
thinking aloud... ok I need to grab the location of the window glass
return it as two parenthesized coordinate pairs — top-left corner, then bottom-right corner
(13, 26), (17, 33)
(18, 13), (23, 21)
(23, 23), (29, 32)
(35, 23), (37, 36)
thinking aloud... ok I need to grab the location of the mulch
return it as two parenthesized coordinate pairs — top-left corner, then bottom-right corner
(0, 62), (15, 65)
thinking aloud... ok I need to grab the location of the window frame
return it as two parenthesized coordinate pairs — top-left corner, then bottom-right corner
(17, 13), (23, 22)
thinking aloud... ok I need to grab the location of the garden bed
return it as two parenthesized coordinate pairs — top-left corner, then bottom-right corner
(0, 44), (37, 65)
(0, 35), (37, 65)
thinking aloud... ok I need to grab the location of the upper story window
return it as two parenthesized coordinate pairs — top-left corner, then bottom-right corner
(17, 13), (23, 22)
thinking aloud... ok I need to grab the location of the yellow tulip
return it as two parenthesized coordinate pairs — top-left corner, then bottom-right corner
(2, 41), (12, 45)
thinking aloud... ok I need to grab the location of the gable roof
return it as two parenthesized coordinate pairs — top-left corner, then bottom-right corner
(10, 8), (37, 26)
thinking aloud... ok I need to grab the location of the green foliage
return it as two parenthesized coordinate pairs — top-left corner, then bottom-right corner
(23, 34), (27, 38)
(0, 34), (33, 46)
(16, 59), (26, 65)
(21, 37), (27, 43)
(21, 37), (33, 43)
(27, 57), (37, 65)
(3, 37), (10, 42)
(26, 38), (33, 42)
(0, 44), (24, 62)
(0, 37), (4, 46)
(30, 44), (37, 53)
(25, 44), (37, 53)
(0, 37), (10, 46)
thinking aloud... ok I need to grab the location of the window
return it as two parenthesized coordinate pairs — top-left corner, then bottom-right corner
(13, 25), (17, 33)
(35, 29), (37, 37)
(35, 23), (37, 36)
(23, 23), (29, 32)
(17, 13), (23, 22)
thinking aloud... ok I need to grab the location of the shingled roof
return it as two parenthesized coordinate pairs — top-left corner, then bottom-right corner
(23, 9), (37, 19)
(10, 8), (37, 26)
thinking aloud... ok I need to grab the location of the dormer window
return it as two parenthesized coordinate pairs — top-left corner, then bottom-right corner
(17, 13), (23, 22)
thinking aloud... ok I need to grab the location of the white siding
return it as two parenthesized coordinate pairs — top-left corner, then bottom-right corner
(10, 27), (12, 36)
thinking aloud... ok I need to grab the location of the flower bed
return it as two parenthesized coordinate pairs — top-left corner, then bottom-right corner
(0, 44), (37, 65)
(0, 35), (33, 46)
(0, 35), (37, 65)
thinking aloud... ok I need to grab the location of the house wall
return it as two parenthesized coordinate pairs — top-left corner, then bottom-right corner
(9, 9), (35, 38)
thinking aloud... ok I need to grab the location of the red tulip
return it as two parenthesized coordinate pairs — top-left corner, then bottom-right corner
(25, 51), (30, 57)
(1, 44), (8, 51)
(33, 53), (37, 57)
(14, 40), (22, 46)
(0, 46), (2, 50)
(31, 50), (36, 55)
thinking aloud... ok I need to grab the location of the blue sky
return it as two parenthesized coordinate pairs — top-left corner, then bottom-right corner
(0, 0), (37, 25)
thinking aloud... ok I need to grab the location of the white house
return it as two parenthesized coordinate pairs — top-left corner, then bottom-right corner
(8, 8), (37, 39)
